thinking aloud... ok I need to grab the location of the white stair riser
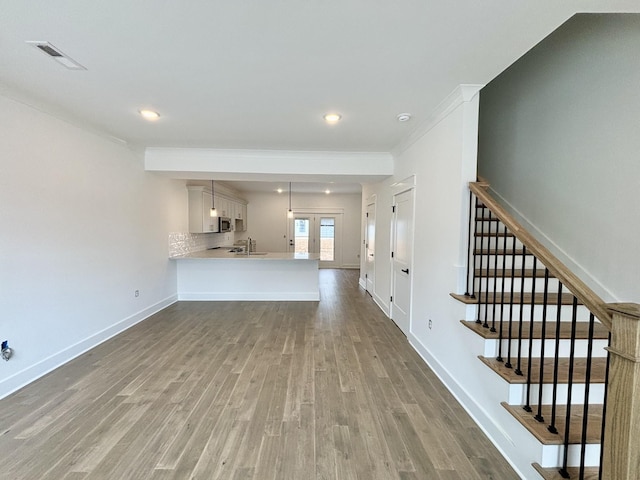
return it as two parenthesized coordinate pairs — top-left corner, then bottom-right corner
(474, 254), (538, 269)
(507, 383), (605, 406)
(484, 338), (608, 358)
(540, 443), (600, 468)
(478, 277), (563, 294)
(472, 304), (595, 322)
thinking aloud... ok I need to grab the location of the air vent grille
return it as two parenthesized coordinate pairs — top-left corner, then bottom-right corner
(26, 41), (86, 70)
(36, 44), (63, 57)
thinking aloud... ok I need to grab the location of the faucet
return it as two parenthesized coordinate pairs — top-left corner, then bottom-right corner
(246, 237), (251, 256)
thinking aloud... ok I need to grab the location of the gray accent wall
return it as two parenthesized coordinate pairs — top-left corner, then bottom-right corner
(478, 13), (640, 302)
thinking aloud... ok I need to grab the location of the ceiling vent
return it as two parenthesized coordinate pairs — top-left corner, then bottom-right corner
(26, 41), (87, 70)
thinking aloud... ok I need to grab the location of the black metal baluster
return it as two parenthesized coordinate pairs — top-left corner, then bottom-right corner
(490, 218), (500, 333)
(496, 227), (509, 361)
(465, 190), (475, 298)
(598, 333), (611, 480)
(548, 282), (564, 435)
(505, 234), (517, 369)
(476, 204), (487, 324)
(534, 268), (551, 423)
(523, 256), (538, 413)
(515, 245), (527, 376)
(559, 296), (579, 479)
(579, 313), (596, 480)
(482, 210), (492, 329)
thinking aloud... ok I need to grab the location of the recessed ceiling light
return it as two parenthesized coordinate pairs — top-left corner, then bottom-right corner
(397, 113), (412, 122)
(325, 189), (331, 194)
(139, 109), (160, 121)
(323, 113), (342, 124)
(276, 188), (283, 193)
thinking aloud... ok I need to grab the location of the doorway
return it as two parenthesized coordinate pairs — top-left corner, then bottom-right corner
(289, 213), (343, 268)
(390, 188), (414, 336)
(364, 200), (376, 295)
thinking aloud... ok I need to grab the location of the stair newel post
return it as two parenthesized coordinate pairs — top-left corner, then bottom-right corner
(464, 190), (475, 298)
(476, 204), (487, 324)
(601, 303), (640, 480)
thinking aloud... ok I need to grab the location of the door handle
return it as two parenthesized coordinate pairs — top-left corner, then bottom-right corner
(369, 253), (374, 257)
(401, 268), (409, 274)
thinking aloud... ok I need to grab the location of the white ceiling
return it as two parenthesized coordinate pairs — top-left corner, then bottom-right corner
(1, 1), (638, 192)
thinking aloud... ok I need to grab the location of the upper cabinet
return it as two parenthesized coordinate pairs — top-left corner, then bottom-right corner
(188, 185), (248, 233)
(188, 186), (218, 233)
(236, 203), (247, 232)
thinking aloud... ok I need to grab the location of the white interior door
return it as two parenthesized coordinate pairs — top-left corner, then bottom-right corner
(391, 189), (414, 336)
(289, 213), (342, 268)
(365, 202), (375, 294)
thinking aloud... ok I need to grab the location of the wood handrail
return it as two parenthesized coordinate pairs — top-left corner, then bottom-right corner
(469, 182), (612, 331)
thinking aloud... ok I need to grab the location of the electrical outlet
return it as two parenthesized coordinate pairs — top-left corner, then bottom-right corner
(134, 290), (139, 297)
(428, 319), (433, 329)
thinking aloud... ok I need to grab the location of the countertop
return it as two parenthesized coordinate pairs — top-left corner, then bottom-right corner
(171, 248), (320, 261)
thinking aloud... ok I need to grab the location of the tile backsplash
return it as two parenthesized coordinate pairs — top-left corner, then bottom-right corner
(169, 232), (233, 257)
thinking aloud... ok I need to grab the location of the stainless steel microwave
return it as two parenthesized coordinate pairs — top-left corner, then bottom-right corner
(218, 216), (232, 232)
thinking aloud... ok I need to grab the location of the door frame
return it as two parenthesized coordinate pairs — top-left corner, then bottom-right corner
(287, 208), (344, 268)
(364, 196), (376, 295)
(389, 177), (416, 334)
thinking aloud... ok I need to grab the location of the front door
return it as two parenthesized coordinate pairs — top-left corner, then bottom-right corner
(391, 189), (414, 336)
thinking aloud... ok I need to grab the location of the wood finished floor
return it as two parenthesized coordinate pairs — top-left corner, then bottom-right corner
(0, 269), (518, 479)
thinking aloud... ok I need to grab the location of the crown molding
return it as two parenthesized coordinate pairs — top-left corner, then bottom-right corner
(392, 84), (484, 156)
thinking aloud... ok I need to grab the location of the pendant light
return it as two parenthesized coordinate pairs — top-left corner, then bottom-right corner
(287, 182), (293, 219)
(210, 180), (218, 217)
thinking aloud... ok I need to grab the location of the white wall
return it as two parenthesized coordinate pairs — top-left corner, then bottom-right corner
(242, 190), (362, 268)
(478, 14), (640, 303)
(0, 94), (184, 398)
(360, 86), (536, 478)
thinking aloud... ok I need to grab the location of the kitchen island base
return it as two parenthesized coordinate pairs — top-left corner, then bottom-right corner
(175, 254), (319, 301)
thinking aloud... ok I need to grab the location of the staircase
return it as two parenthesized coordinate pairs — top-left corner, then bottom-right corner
(451, 183), (613, 479)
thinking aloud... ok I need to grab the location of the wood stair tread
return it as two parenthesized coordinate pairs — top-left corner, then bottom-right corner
(478, 356), (607, 384)
(474, 268), (551, 278)
(460, 320), (609, 340)
(451, 292), (581, 305)
(502, 402), (603, 445)
(532, 463), (599, 480)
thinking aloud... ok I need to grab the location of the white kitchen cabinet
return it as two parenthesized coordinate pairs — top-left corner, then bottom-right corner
(188, 186), (219, 233)
(236, 203), (248, 231)
(215, 195), (231, 218)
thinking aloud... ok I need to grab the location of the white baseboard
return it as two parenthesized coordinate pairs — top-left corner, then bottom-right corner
(407, 331), (528, 480)
(0, 294), (178, 400)
(358, 277), (367, 289)
(372, 293), (390, 317)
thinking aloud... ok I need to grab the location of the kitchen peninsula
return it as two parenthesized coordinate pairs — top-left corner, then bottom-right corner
(172, 249), (320, 301)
